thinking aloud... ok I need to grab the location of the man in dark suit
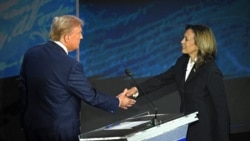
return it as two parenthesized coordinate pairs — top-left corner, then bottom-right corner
(126, 24), (230, 141)
(19, 15), (136, 141)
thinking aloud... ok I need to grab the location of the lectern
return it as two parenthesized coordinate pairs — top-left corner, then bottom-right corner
(79, 112), (198, 141)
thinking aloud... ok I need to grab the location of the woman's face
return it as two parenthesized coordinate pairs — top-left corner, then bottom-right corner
(181, 29), (198, 60)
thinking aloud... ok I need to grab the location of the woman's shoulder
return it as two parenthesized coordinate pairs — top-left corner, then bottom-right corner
(175, 54), (189, 64)
(203, 61), (222, 74)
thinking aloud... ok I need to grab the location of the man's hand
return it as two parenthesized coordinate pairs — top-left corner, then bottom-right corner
(117, 88), (136, 109)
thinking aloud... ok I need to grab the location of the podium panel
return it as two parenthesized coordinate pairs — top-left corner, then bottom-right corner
(79, 112), (198, 141)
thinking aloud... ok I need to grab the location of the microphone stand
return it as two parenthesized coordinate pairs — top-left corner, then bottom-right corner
(125, 69), (161, 126)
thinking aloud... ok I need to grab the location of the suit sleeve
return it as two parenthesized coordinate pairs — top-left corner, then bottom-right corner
(138, 55), (187, 95)
(139, 66), (176, 94)
(67, 63), (119, 113)
(207, 66), (230, 140)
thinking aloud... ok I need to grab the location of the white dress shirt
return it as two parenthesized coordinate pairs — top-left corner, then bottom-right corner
(185, 58), (196, 81)
(53, 41), (68, 55)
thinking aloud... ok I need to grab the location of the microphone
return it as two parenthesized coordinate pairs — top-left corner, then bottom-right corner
(125, 69), (161, 126)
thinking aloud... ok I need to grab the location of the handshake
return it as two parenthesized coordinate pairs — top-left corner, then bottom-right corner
(116, 87), (138, 109)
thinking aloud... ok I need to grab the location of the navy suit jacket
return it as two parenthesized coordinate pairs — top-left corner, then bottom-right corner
(19, 41), (119, 140)
(138, 54), (230, 141)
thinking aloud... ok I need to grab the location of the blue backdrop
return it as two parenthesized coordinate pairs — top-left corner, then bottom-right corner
(0, 0), (249, 79)
(79, 0), (250, 79)
(0, 0), (75, 78)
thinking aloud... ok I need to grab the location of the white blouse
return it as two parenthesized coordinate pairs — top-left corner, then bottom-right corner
(185, 58), (196, 81)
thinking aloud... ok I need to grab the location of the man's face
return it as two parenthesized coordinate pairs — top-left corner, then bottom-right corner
(67, 25), (83, 52)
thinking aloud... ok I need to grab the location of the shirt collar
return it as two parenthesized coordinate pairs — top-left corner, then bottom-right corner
(189, 57), (197, 64)
(53, 41), (68, 55)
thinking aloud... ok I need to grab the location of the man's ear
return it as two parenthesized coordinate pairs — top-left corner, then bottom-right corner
(63, 34), (70, 43)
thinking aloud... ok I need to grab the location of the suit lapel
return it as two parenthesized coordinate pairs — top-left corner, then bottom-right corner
(185, 65), (197, 84)
(182, 56), (189, 85)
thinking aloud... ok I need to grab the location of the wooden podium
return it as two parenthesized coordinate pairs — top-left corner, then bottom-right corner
(79, 112), (198, 141)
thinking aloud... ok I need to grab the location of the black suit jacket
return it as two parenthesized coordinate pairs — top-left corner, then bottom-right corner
(138, 54), (230, 141)
(19, 41), (119, 141)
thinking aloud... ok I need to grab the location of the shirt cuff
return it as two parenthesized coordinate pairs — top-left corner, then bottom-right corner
(133, 92), (139, 98)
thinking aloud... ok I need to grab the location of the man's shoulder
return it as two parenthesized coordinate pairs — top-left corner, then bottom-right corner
(26, 42), (49, 52)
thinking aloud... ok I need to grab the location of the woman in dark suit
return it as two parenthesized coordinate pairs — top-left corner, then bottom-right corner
(127, 24), (230, 141)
